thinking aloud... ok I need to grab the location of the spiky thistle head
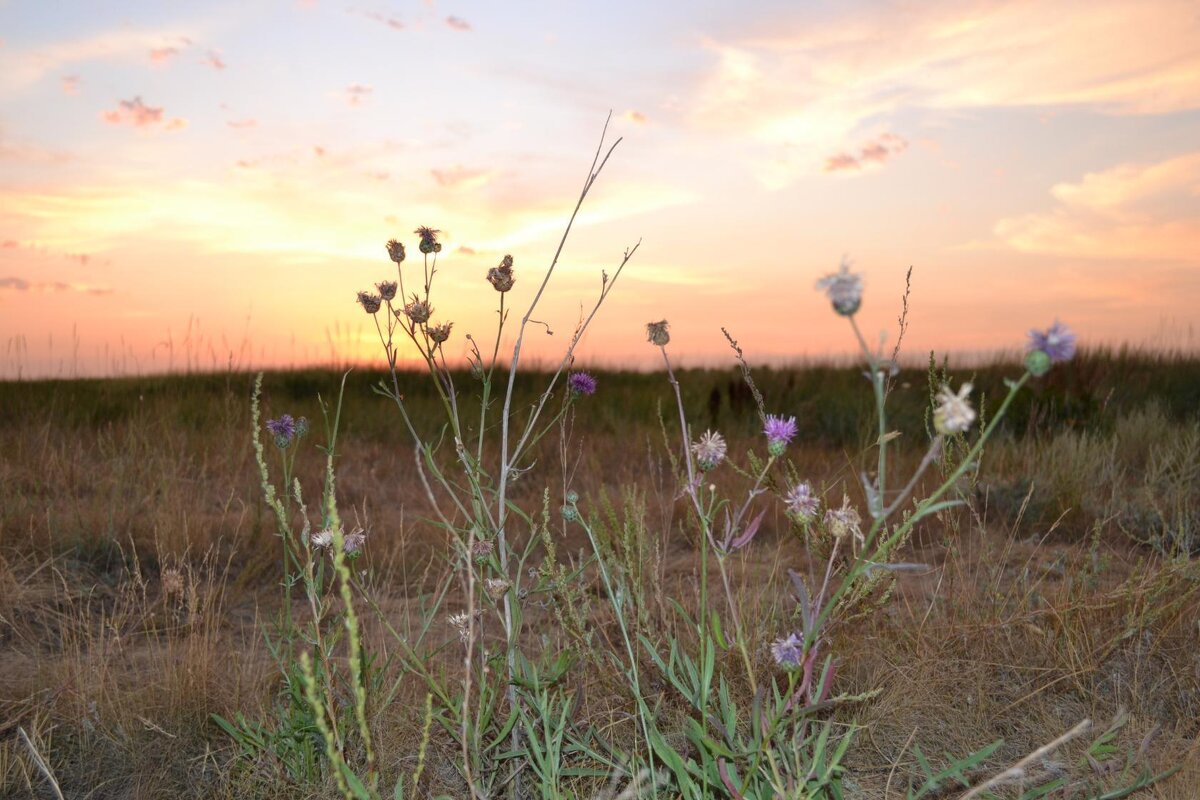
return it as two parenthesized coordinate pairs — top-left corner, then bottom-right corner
(815, 261), (863, 316)
(646, 320), (670, 347)
(691, 429), (727, 471)
(357, 291), (382, 314)
(386, 239), (406, 264)
(415, 226), (442, 254)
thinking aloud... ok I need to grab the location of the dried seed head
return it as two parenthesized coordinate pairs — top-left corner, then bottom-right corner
(310, 529), (334, 549)
(471, 539), (495, 563)
(376, 280), (398, 302)
(484, 578), (510, 601)
(160, 567), (185, 596)
(646, 319), (670, 347)
(386, 239), (406, 264)
(823, 495), (862, 542)
(357, 291), (382, 314)
(487, 254), (515, 292)
(404, 297), (432, 324)
(428, 322), (453, 344)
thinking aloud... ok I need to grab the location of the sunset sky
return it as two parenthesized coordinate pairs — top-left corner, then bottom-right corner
(2, 0), (1199, 378)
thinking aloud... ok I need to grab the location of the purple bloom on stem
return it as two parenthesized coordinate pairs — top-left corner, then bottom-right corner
(568, 371), (597, 396)
(266, 414), (296, 441)
(764, 414), (798, 456)
(771, 632), (805, 670)
(785, 481), (819, 521)
(1027, 321), (1076, 364)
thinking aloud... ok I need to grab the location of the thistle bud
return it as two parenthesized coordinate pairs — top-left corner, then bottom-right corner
(404, 297), (432, 324)
(415, 226), (441, 254)
(1025, 349), (1051, 377)
(487, 254), (515, 292)
(357, 291), (382, 314)
(386, 239), (406, 264)
(376, 280), (398, 302)
(428, 322), (453, 344)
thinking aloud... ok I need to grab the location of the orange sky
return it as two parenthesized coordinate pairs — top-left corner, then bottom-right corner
(1, 0), (1198, 378)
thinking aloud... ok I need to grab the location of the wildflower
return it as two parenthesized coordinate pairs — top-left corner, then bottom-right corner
(266, 415), (296, 447)
(771, 632), (805, 670)
(311, 529), (334, 549)
(785, 481), (819, 522)
(764, 414), (799, 457)
(448, 611), (472, 642)
(415, 226), (441, 254)
(386, 239), (406, 264)
(646, 319), (670, 347)
(484, 578), (510, 601)
(357, 291), (382, 314)
(160, 568), (185, 596)
(428, 322), (453, 344)
(376, 280), (398, 302)
(342, 529), (366, 556)
(691, 430), (728, 471)
(1027, 321), (1076, 365)
(933, 382), (976, 435)
(824, 495), (862, 544)
(568, 371), (597, 396)
(404, 297), (432, 324)
(471, 539), (495, 563)
(295, 416), (310, 438)
(487, 254), (515, 292)
(815, 261), (863, 316)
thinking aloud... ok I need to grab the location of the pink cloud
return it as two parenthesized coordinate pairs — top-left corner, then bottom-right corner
(363, 11), (405, 31)
(2, 240), (18, 249)
(430, 164), (492, 189)
(149, 46), (180, 63)
(205, 50), (227, 70)
(345, 84), (372, 107)
(61, 75), (81, 95)
(823, 133), (908, 173)
(0, 276), (112, 295)
(446, 15), (471, 31)
(624, 110), (647, 124)
(101, 97), (187, 131)
(227, 118), (258, 129)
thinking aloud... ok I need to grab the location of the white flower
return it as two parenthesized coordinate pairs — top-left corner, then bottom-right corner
(690, 429), (728, 471)
(310, 529), (334, 549)
(449, 611), (472, 641)
(815, 262), (863, 316)
(934, 382), (976, 435)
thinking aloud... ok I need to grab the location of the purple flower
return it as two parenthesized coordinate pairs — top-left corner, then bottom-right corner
(785, 481), (819, 522)
(1027, 321), (1076, 364)
(771, 633), (805, 670)
(266, 414), (296, 445)
(568, 371), (597, 396)
(764, 414), (798, 455)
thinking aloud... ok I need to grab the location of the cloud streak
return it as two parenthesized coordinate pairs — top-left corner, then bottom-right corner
(0, 276), (112, 295)
(101, 97), (187, 130)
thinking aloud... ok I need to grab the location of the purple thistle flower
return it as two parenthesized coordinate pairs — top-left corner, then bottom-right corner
(1027, 321), (1076, 364)
(771, 633), (805, 670)
(764, 414), (798, 456)
(266, 414), (296, 448)
(568, 371), (597, 396)
(785, 481), (819, 522)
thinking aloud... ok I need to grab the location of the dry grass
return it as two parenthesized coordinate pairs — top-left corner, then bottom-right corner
(1, 360), (1198, 798)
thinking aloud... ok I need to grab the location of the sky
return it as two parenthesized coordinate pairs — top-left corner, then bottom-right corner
(1, 0), (1199, 378)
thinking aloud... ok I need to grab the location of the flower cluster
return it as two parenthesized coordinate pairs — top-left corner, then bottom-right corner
(266, 414), (309, 449)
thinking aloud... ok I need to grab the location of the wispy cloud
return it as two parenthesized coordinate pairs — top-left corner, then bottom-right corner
(149, 46), (181, 64)
(61, 74), (81, 95)
(345, 84), (372, 107)
(623, 110), (647, 124)
(101, 97), (187, 131)
(205, 49), (227, 70)
(359, 10), (405, 31)
(688, 0), (1200, 186)
(430, 165), (492, 190)
(227, 118), (258, 129)
(823, 133), (908, 174)
(0, 276), (112, 295)
(993, 151), (1200, 261)
(446, 15), (471, 31)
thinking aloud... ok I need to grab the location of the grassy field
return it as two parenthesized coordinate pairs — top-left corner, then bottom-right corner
(1, 350), (1198, 798)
